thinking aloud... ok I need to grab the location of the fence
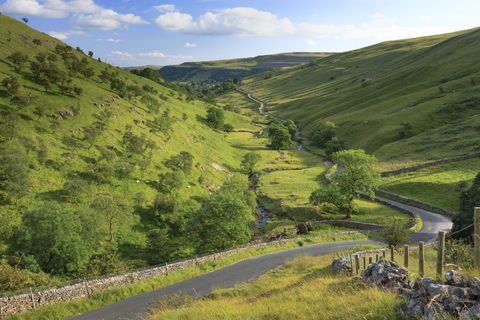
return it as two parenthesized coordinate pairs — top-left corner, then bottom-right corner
(348, 207), (480, 277)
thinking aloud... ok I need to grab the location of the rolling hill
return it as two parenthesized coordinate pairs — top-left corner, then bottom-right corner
(158, 52), (332, 84)
(242, 28), (480, 165)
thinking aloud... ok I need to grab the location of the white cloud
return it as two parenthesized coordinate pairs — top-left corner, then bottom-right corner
(154, 7), (445, 42)
(48, 29), (84, 40)
(184, 42), (197, 48)
(155, 11), (193, 31)
(155, 7), (295, 36)
(110, 50), (191, 61)
(0, 0), (146, 30)
(138, 50), (166, 58)
(106, 38), (122, 43)
(154, 4), (176, 12)
(111, 50), (134, 59)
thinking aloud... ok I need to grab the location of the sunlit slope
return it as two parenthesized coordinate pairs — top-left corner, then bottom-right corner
(0, 14), (253, 215)
(244, 28), (480, 162)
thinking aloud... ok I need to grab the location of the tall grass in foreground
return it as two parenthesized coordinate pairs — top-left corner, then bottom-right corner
(151, 255), (403, 320)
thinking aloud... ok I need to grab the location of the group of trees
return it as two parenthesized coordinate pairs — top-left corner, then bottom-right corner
(267, 120), (297, 150)
(310, 121), (345, 157)
(205, 107), (234, 132)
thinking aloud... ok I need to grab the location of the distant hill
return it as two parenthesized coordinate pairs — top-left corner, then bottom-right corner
(158, 52), (333, 84)
(243, 28), (480, 163)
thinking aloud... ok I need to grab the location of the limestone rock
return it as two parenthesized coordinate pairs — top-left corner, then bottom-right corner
(362, 257), (409, 290)
(331, 257), (352, 275)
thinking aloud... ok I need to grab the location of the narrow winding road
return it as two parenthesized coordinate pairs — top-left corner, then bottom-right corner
(71, 240), (377, 320)
(71, 91), (452, 320)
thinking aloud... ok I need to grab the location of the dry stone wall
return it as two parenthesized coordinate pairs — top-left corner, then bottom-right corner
(0, 239), (293, 318)
(381, 152), (480, 177)
(375, 189), (456, 218)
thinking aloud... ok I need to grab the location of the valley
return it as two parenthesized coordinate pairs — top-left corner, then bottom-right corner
(0, 5), (479, 320)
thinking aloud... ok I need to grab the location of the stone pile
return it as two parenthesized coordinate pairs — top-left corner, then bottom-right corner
(331, 257), (352, 275)
(361, 257), (410, 290)
(337, 257), (480, 319)
(404, 271), (480, 319)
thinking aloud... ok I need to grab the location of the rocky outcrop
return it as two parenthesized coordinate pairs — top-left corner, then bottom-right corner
(361, 257), (410, 290)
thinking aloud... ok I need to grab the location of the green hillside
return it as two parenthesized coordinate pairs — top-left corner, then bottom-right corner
(0, 14), (264, 288)
(243, 28), (480, 165)
(158, 52), (332, 84)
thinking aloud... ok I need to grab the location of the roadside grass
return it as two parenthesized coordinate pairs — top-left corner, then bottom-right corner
(150, 254), (403, 320)
(7, 234), (370, 320)
(380, 157), (480, 211)
(150, 245), (474, 320)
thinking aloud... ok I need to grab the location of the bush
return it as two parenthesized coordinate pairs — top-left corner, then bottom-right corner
(0, 260), (49, 292)
(205, 107), (225, 129)
(445, 239), (473, 269)
(310, 122), (337, 147)
(381, 220), (412, 247)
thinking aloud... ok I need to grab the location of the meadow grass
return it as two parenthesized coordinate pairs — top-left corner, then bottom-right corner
(380, 157), (480, 211)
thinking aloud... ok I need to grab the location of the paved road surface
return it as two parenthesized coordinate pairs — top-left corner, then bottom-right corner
(376, 195), (452, 243)
(71, 240), (377, 320)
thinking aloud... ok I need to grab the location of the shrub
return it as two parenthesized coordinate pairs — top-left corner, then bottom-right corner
(381, 219), (412, 247)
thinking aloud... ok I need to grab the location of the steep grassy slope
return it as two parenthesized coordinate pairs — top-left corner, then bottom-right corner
(0, 14), (261, 279)
(243, 28), (480, 164)
(158, 52), (332, 83)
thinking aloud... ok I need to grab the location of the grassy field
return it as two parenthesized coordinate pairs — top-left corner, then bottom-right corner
(243, 28), (480, 164)
(380, 157), (480, 212)
(150, 247), (444, 320)
(259, 167), (411, 225)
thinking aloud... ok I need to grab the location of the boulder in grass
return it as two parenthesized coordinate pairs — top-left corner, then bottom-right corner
(331, 257), (352, 275)
(362, 257), (409, 291)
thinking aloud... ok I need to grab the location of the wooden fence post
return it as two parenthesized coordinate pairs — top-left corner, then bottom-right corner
(382, 250), (386, 258)
(404, 244), (409, 269)
(475, 207), (480, 269)
(368, 256), (373, 265)
(436, 231), (446, 280)
(354, 254), (360, 274)
(390, 246), (395, 261)
(362, 256), (366, 270)
(419, 241), (425, 277)
(375, 254), (379, 262)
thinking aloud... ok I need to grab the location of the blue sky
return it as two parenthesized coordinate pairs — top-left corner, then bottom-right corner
(1, 0), (479, 66)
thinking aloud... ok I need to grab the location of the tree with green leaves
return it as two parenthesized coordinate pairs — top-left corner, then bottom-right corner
(189, 178), (255, 252)
(452, 172), (480, 241)
(241, 152), (262, 175)
(7, 51), (28, 72)
(83, 121), (105, 149)
(311, 121), (338, 147)
(164, 151), (194, 174)
(12, 202), (91, 274)
(325, 136), (346, 158)
(310, 149), (380, 218)
(205, 107), (225, 129)
(0, 148), (31, 202)
(267, 122), (292, 150)
(90, 192), (133, 243)
(158, 171), (184, 194)
(1, 75), (20, 96)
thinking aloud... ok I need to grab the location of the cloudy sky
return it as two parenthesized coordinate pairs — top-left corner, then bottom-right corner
(1, 0), (479, 67)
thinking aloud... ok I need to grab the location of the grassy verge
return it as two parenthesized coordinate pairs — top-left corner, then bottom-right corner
(380, 157), (480, 211)
(150, 254), (403, 320)
(150, 245), (470, 320)
(8, 233), (370, 320)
